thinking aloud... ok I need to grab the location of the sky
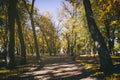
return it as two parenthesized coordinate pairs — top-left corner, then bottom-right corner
(34, 0), (64, 20)
(28, 0), (65, 32)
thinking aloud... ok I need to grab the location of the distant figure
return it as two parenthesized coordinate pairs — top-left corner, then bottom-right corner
(59, 48), (64, 55)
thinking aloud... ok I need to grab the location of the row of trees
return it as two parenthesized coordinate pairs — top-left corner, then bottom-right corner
(57, 1), (92, 55)
(56, 0), (120, 75)
(0, 0), (120, 75)
(0, 0), (60, 69)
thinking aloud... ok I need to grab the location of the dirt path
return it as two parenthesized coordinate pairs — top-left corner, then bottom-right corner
(20, 56), (96, 80)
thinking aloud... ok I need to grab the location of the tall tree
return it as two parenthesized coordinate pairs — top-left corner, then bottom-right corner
(15, 8), (27, 64)
(94, 0), (120, 54)
(35, 13), (58, 56)
(83, 0), (113, 74)
(30, 0), (40, 60)
(8, 0), (17, 69)
(0, 1), (8, 67)
(22, 0), (40, 61)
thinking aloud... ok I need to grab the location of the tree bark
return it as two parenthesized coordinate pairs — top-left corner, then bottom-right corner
(30, 0), (40, 60)
(8, 0), (17, 69)
(30, 15), (40, 60)
(4, 12), (8, 68)
(42, 35), (44, 55)
(36, 21), (51, 56)
(83, 0), (114, 75)
(22, 0), (40, 61)
(104, 19), (115, 55)
(16, 9), (27, 64)
(66, 33), (70, 55)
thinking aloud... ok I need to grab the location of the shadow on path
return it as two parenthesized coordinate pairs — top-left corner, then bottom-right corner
(8, 56), (96, 80)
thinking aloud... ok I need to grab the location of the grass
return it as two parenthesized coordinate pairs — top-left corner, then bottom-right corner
(0, 54), (120, 80)
(0, 55), (52, 80)
(75, 55), (120, 80)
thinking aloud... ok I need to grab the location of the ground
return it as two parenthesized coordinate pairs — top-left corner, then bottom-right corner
(0, 55), (120, 80)
(19, 56), (96, 80)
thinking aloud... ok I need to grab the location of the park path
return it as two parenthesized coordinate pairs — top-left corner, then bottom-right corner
(20, 56), (96, 80)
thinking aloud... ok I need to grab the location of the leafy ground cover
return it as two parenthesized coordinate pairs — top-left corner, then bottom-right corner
(0, 55), (50, 80)
(75, 55), (120, 80)
(0, 55), (120, 80)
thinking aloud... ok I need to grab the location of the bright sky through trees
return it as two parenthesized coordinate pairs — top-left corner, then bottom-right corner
(0, 0), (120, 79)
(33, 0), (64, 20)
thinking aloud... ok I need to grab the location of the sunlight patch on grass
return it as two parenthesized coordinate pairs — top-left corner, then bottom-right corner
(0, 55), (50, 79)
(111, 55), (120, 59)
(84, 63), (99, 71)
(41, 56), (50, 61)
(95, 72), (104, 75)
(0, 65), (37, 79)
(0, 69), (10, 74)
(76, 55), (120, 80)
(84, 64), (93, 69)
(105, 74), (120, 80)
(76, 60), (82, 63)
(113, 62), (120, 64)
(113, 73), (120, 76)
(76, 60), (86, 65)
(76, 59), (99, 70)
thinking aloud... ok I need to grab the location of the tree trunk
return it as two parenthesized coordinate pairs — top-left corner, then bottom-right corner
(42, 35), (44, 55)
(105, 19), (115, 55)
(74, 33), (77, 53)
(31, 15), (40, 60)
(50, 33), (53, 56)
(22, 0), (40, 61)
(66, 33), (70, 55)
(8, 0), (17, 69)
(39, 26), (51, 56)
(83, 0), (114, 75)
(16, 9), (27, 64)
(30, 0), (40, 61)
(4, 12), (8, 68)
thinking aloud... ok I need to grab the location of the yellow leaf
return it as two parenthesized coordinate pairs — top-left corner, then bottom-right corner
(110, 20), (118, 26)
